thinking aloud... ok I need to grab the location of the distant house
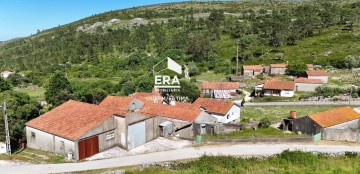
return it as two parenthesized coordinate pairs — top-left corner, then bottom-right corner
(242, 65), (263, 76)
(270, 64), (287, 75)
(294, 77), (323, 92)
(201, 82), (239, 99)
(306, 64), (314, 70)
(193, 98), (241, 124)
(306, 70), (328, 83)
(263, 78), (295, 97)
(284, 107), (360, 142)
(0, 71), (15, 79)
(254, 80), (265, 91)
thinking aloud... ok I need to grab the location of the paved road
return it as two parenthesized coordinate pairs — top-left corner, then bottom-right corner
(2, 144), (360, 174)
(237, 101), (360, 107)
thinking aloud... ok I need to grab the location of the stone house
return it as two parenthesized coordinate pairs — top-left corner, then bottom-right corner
(306, 70), (328, 83)
(270, 64), (287, 75)
(294, 77), (323, 92)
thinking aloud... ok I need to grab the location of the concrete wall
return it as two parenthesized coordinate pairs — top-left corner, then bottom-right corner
(295, 83), (322, 92)
(209, 105), (240, 124)
(327, 119), (360, 129)
(270, 68), (286, 75)
(308, 76), (328, 83)
(243, 70), (254, 76)
(264, 89), (280, 96)
(322, 128), (359, 142)
(195, 111), (217, 124)
(280, 90), (294, 97)
(114, 116), (127, 148)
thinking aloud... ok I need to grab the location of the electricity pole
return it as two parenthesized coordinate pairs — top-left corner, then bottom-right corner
(236, 40), (239, 76)
(2, 102), (11, 154)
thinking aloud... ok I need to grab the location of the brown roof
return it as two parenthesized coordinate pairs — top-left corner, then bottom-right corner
(294, 77), (323, 84)
(270, 64), (287, 68)
(308, 106), (360, 128)
(140, 104), (201, 122)
(306, 70), (328, 76)
(201, 82), (239, 90)
(263, 78), (295, 90)
(193, 98), (234, 115)
(306, 64), (314, 68)
(243, 65), (263, 71)
(255, 80), (266, 85)
(99, 96), (134, 111)
(26, 100), (126, 141)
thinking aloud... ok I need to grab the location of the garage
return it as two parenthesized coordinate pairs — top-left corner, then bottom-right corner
(78, 136), (99, 160)
(128, 121), (146, 149)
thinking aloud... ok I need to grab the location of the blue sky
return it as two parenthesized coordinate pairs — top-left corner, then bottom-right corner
(0, 0), (184, 41)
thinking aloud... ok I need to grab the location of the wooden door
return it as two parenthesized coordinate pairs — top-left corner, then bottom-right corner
(78, 136), (99, 160)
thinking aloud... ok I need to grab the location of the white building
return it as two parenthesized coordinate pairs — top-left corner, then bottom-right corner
(306, 70), (328, 83)
(263, 78), (295, 97)
(294, 77), (323, 92)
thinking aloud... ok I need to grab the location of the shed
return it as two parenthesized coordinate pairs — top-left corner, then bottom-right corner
(159, 121), (173, 138)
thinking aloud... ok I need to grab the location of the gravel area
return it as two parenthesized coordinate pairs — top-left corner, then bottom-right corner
(87, 137), (192, 160)
(0, 160), (29, 167)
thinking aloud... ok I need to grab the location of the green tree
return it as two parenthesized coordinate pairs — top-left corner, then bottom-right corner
(45, 72), (73, 106)
(0, 77), (12, 92)
(91, 88), (108, 104)
(173, 79), (200, 102)
(344, 55), (359, 70)
(286, 61), (308, 76)
(121, 81), (136, 96)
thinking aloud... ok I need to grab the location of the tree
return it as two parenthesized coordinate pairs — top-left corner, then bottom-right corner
(0, 77), (11, 92)
(286, 61), (308, 76)
(344, 55), (359, 70)
(91, 88), (107, 104)
(173, 79), (200, 102)
(121, 81), (136, 96)
(45, 72), (73, 106)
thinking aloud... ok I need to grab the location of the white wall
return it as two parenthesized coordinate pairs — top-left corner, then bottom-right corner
(295, 83), (322, 92)
(327, 119), (360, 129)
(0, 142), (6, 154)
(280, 90), (294, 97)
(210, 105), (241, 124)
(308, 76), (328, 83)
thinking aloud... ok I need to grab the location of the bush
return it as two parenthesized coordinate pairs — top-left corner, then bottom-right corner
(276, 150), (319, 166)
(258, 118), (270, 128)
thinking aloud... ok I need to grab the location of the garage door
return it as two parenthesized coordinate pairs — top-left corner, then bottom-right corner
(78, 136), (99, 160)
(128, 121), (146, 149)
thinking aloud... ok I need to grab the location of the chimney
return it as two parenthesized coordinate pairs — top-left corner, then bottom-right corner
(289, 111), (296, 119)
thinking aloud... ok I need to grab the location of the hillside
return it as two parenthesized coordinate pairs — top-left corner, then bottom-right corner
(0, 0), (359, 87)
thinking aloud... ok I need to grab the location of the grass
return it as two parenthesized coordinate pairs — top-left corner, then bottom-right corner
(240, 105), (340, 123)
(202, 127), (308, 140)
(14, 85), (45, 100)
(0, 148), (68, 164)
(195, 71), (227, 82)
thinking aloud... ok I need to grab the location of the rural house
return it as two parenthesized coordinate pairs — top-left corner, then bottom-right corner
(242, 65), (263, 76)
(193, 98), (241, 123)
(201, 82), (239, 99)
(283, 107), (360, 142)
(270, 64), (287, 75)
(306, 70), (328, 83)
(294, 77), (323, 92)
(263, 78), (295, 97)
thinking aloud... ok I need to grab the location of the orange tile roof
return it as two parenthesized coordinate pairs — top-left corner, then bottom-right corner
(99, 96), (135, 111)
(270, 64), (287, 68)
(140, 104), (201, 122)
(306, 64), (314, 68)
(26, 100), (126, 141)
(193, 98), (234, 115)
(308, 106), (360, 128)
(131, 92), (163, 105)
(201, 82), (239, 90)
(294, 77), (323, 84)
(243, 65), (263, 71)
(306, 70), (328, 76)
(263, 78), (295, 90)
(255, 80), (266, 85)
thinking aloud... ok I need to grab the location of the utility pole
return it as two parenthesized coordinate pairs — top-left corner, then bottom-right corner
(349, 85), (353, 106)
(3, 102), (11, 154)
(236, 40), (239, 76)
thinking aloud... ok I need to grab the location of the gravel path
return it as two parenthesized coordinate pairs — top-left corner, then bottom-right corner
(3, 143), (360, 174)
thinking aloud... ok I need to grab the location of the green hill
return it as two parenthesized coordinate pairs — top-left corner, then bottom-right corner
(0, 0), (359, 86)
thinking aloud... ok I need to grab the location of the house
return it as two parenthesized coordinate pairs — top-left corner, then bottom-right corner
(306, 70), (328, 83)
(201, 82), (239, 99)
(270, 64), (287, 75)
(294, 77), (323, 92)
(242, 65), (263, 76)
(0, 71), (15, 79)
(254, 80), (265, 91)
(306, 64), (314, 70)
(284, 107), (360, 142)
(193, 98), (240, 124)
(263, 78), (295, 97)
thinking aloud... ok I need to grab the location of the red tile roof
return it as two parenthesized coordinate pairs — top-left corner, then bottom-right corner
(270, 64), (287, 68)
(99, 96), (135, 111)
(294, 77), (323, 84)
(26, 100), (126, 141)
(306, 70), (328, 76)
(255, 80), (266, 85)
(243, 65), (263, 71)
(201, 82), (239, 90)
(263, 78), (295, 90)
(140, 104), (201, 122)
(308, 106), (360, 128)
(306, 64), (314, 68)
(193, 98), (234, 115)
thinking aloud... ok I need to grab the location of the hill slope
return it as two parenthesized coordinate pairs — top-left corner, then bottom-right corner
(0, 0), (359, 86)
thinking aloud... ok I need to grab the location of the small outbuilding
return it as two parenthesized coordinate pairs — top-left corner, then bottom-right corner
(270, 64), (287, 75)
(242, 65), (263, 76)
(201, 82), (239, 99)
(294, 77), (323, 92)
(306, 70), (328, 83)
(263, 78), (295, 97)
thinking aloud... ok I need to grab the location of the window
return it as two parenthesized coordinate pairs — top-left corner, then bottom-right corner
(31, 132), (36, 139)
(226, 114), (230, 119)
(60, 141), (65, 150)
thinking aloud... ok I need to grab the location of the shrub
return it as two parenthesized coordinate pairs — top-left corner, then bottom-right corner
(258, 118), (270, 128)
(276, 150), (319, 166)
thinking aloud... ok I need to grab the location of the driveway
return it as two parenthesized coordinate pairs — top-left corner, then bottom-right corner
(2, 143), (360, 174)
(239, 101), (360, 106)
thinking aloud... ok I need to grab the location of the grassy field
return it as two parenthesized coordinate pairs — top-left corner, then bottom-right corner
(72, 151), (360, 174)
(195, 71), (227, 82)
(14, 85), (45, 100)
(240, 105), (340, 123)
(0, 148), (67, 164)
(202, 128), (308, 140)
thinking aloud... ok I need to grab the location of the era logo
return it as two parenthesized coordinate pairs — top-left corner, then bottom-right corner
(154, 75), (180, 85)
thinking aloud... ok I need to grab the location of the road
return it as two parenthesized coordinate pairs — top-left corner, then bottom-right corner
(2, 143), (360, 174)
(238, 101), (360, 107)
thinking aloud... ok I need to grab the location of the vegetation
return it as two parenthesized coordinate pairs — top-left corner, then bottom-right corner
(0, 148), (68, 164)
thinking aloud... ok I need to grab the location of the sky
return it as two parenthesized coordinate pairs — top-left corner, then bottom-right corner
(0, 0), (185, 41)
